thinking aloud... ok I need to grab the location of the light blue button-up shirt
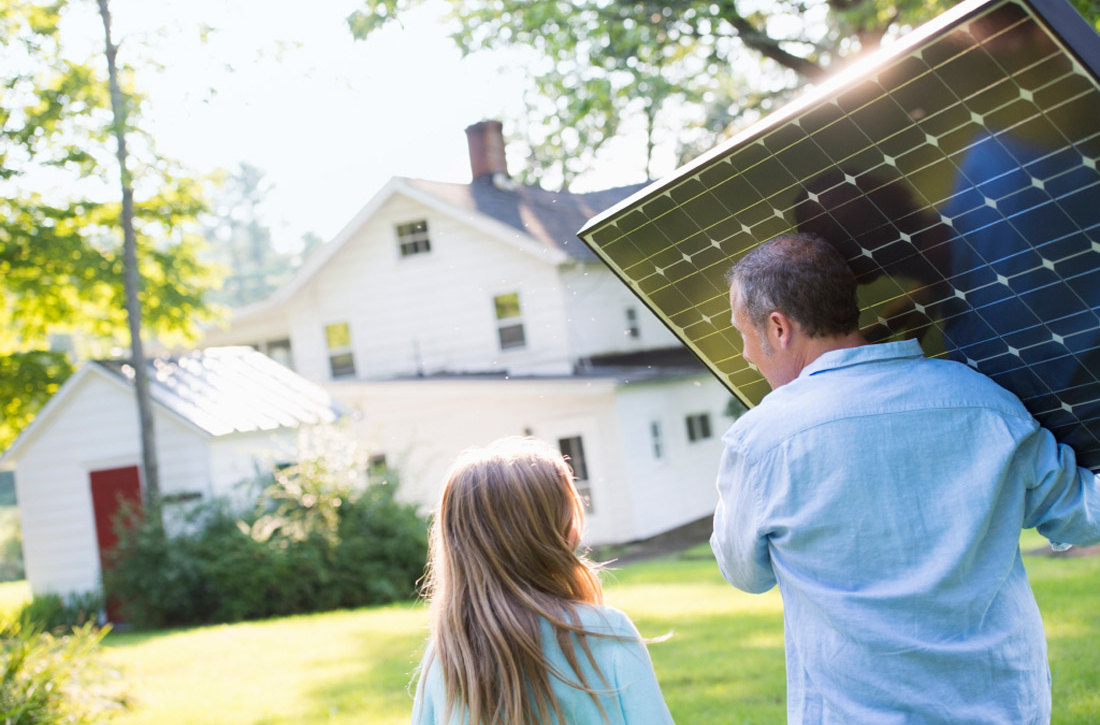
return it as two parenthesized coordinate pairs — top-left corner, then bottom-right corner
(711, 339), (1100, 724)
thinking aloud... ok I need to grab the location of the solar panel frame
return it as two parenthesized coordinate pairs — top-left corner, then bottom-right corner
(578, 0), (1100, 470)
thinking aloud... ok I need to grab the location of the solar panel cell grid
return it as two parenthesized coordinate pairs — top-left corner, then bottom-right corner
(578, 0), (1100, 470)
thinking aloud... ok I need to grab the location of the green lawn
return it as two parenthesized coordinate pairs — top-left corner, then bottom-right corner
(95, 535), (1100, 725)
(0, 578), (31, 616)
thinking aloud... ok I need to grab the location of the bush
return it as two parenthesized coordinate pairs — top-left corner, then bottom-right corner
(104, 453), (428, 629)
(0, 507), (24, 582)
(17, 592), (102, 633)
(0, 621), (126, 724)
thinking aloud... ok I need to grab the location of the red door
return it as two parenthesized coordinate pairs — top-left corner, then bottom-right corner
(90, 465), (143, 621)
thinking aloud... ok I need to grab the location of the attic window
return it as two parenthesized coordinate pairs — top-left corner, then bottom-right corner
(493, 292), (526, 350)
(397, 220), (431, 257)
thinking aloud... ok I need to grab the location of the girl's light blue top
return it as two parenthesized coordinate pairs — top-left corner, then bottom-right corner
(411, 604), (675, 724)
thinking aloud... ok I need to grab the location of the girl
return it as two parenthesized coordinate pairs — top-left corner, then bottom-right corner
(412, 437), (676, 725)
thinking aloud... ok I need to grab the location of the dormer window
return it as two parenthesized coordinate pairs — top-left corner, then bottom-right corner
(396, 220), (431, 257)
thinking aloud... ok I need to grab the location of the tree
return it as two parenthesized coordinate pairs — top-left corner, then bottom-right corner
(97, 0), (160, 502)
(349, 0), (1099, 189)
(202, 163), (300, 308)
(0, 0), (218, 451)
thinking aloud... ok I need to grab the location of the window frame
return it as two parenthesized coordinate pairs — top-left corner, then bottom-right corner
(625, 307), (641, 339)
(650, 420), (664, 459)
(685, 412), (713, 443)
(324, 321), (356, 379)
(558, 435), (592, 512)
(396, 219), (432, 258)
(492, 291), (527, 351)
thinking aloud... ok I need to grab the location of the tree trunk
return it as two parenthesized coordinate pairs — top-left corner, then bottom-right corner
(96, 0), (161, 509)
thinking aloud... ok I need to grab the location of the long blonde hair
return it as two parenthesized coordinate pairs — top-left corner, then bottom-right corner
(419, 437), (611, 724)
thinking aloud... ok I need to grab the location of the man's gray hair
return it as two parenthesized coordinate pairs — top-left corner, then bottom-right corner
(726, 232), (861, 338)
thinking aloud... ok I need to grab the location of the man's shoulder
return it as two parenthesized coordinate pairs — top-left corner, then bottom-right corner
(726, 352), (1030, 453)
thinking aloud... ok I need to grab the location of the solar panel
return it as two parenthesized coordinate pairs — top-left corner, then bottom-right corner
(577, 0), (1100, 470)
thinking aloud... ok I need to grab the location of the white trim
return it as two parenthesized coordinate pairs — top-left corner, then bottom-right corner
(0, 363), (212, 468)
(223, 177), (567, 323)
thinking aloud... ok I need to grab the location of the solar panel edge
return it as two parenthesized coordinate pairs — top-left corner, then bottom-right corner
(576, 0), (1012, 243)
(576, 239), (751, 406)
(1026, 0), (1100, 77)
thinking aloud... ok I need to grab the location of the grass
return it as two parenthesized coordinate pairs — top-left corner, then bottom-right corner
(93, 535), (1099, 725)
(0, 578), (31, 616)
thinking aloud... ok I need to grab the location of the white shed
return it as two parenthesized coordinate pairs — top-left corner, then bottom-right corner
(0, 347), (340, 598)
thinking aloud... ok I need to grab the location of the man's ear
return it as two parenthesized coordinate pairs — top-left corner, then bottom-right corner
(768, 310), (796, 350)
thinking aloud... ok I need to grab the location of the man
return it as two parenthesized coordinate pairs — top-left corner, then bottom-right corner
(710, 232), (1100, 724)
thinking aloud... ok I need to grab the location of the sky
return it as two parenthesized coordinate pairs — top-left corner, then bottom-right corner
(65, 0), (660, 254)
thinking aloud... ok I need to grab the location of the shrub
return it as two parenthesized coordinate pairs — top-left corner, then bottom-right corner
(0, 621), (126, 724)
(0, 507), (24, 582)
(104, 446), (428, 629)
(17, 592), (102, 633)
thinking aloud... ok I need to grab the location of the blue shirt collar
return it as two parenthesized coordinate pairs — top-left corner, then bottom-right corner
(799, 339), (925, 379)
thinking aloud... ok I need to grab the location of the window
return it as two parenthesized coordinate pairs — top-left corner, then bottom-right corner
(685, 413), (712, 442)
(558, 436), (592, 512)
(263, 338), (293, 369)
(625, 308), (640, 338)
(650, 421), (664, 459)
(493, 292), (526, 350)
(324, 322), (356, 378)
(396, 220), (431, 257)
(366, 453), (389, 484)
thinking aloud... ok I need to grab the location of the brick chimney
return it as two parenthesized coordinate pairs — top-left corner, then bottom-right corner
(465, 120), (509, 184)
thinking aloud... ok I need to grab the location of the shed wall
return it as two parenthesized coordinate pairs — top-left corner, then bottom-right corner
(13, 373), (212, 596)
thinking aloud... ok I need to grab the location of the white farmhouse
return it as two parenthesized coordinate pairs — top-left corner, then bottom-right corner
(202, 121), (736, 545)
(0, 348), (340, 597)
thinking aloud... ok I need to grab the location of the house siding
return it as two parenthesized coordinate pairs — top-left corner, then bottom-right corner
(560, 264), (678, 359)
(329, 376), (638, 544)
(612, 375), (732, 541)
(286, 194), (574, 382)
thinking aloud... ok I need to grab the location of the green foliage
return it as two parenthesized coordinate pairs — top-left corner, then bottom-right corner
(0, 620), (125, 724)
(202, 163), (304, 308)
(0, 352), (73, 456)
(349, 0), (1100, 188)
(0, 507), (25, 582)
(104, 458), (427, 629)
(0, 472), (14, 506)
(16, 591), (102, 632)
(0, 0), (221, 450)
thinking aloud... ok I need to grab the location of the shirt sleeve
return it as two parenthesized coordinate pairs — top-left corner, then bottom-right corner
(608, 613), (677, 725)
(710, 440), (777, 594)
(1019, 421), (1100, 546)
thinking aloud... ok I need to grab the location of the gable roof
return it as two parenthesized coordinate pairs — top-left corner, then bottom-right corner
(96, 347), (340, 436)
(405, 178), (648, 264)
(230, 176), (647, 322)
(1, 347), (340, 467)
